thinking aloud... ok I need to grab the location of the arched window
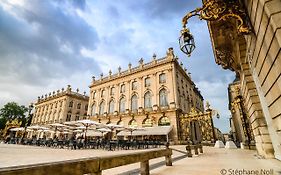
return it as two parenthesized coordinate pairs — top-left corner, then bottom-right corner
(91, 103), (96, 116)
(144, 91), (152, 109)
(109, 100), (115, 114)
(131, 95), (138, 112)
(119, 97), (126, 113)
(142, 117), (153, 127)
(159, 89), (168, 107)
(159, 73), (166, 83)
(128, 119), (138, 128)
(158, 116), (170, 126)
(99, 101), (105, 115)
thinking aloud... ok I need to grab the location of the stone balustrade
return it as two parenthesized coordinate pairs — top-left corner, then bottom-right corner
(0, 148), (172, 175)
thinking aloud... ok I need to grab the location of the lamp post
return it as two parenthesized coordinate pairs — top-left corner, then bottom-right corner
(179, 0), (251, 57)
(21, 103), (34, 143)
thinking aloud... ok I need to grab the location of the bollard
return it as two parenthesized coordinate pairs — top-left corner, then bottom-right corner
(165, 155), (172, 166)
(199, 144), (203, 153)
(194, 144), (199, 155)
(140, 160), (149, 175)
(186, 144), (193, 157)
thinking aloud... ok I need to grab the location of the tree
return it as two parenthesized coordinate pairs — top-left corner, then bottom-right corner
(0, 102), (28, 129)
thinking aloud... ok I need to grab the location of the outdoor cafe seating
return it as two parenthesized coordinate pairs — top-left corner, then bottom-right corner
(5, 120), (171, 151)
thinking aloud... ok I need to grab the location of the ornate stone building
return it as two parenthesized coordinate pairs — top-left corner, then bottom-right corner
(88, 48), (204, 143)
(31, 85), (89, 125)
(228, 77), (254, 147)
(204, 0), (281, 159)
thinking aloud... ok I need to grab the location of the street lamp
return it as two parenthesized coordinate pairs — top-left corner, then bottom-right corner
(179, 27), (195, 57)
(179, 0), (251, 56)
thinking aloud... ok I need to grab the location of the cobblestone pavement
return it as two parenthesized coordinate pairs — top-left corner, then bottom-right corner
(1, 143), (281, 175)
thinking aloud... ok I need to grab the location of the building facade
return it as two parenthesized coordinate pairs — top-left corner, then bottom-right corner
(205, 0), (281, 159)
(228, 77), (254, 148)
(88, 48), (204, 143)
(31, 85), (89, 125)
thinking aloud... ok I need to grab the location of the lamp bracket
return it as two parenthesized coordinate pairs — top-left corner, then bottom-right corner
(182, 0), (251, 34)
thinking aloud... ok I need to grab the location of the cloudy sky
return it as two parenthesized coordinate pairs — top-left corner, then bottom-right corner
(0, 0), (235, 132)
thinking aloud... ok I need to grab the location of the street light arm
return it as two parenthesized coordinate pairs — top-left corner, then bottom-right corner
(182, 8), (202, 28)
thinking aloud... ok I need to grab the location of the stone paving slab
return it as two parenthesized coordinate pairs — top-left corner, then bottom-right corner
(151, 146), (281, 175)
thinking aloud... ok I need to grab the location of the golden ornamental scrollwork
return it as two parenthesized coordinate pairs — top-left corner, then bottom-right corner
(182, 0), (251, 34)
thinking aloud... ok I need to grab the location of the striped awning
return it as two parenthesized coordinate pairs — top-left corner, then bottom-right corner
(117, 126), (173, 136)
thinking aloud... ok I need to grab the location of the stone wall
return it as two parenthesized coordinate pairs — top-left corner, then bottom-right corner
(242, 0), (281, 160)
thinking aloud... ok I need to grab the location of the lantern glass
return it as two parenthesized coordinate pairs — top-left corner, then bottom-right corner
(179, 29), (195, 56)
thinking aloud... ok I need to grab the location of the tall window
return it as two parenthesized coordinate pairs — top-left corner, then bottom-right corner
(132, 81), (138, 90)
(92, 92), (96, 99)
(75, 116), (79, 121)
(119, 97), (126, 113)
(101, 89), (105, 97)
(77, 103), (81, 109)
(66, 114), (71, 122)
(91, 103), (96, 116)
(144, 91), (152, 108)
(99, 101), (105, 115)
(159, 89), (168, 107)
(145, 77), (151, 87)
(110, 87), (115, 95)
(131, 95), (138, 112)
(109, 100), (115, 114)
(120, 84), (125, 93)
(69, 101), (73, 108)
(159, 73), (166, 83)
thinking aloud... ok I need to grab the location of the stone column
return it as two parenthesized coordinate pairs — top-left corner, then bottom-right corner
(240, 63), (274, 158)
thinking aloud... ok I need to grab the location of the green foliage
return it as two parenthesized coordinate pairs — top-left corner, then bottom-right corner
(0, 102), (28, 129)
(0, 116), (7, 130)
